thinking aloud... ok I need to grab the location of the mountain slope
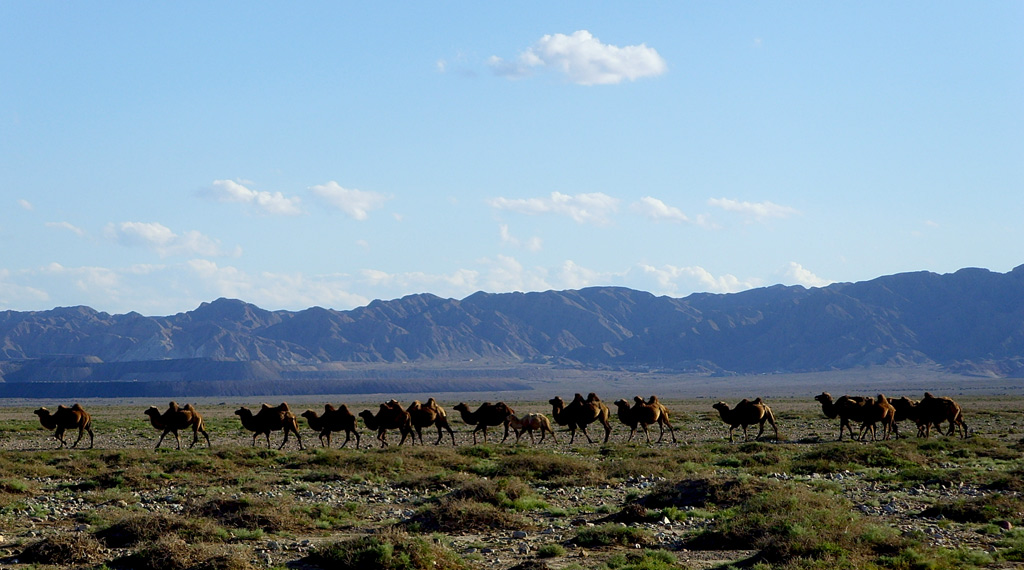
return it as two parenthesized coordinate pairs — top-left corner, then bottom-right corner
(2, 265), (1024, 379)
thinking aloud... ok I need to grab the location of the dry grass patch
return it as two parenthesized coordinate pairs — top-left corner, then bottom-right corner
(112, 535), (254, 570)
(19, 532), (103, 565)
(96, 512), (228, 547)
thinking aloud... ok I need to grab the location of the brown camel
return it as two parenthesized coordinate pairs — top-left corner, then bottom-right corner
(34, 404), (94, 449)
(407, 398), (456, 446)
(917, 392), (968, 438)
(712, 398), (779, 442)
(548, 393), (613, 444)
(358, 400), (412, 447)
(301, 403), (361, 448)
(452, 401), (514, 444)
(144, 401), (210, 449)
(855, 394), (896, 441)
(507, 412), (557, 444)
(636, 395), (677, 443)
(814, 392), (870, 441)
(235, 403), (304, 450)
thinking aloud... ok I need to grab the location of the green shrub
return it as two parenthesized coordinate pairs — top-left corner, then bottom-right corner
(575, 523), (654, 547)
(537, 543), (567, 558)
(307, 530), (470, 570)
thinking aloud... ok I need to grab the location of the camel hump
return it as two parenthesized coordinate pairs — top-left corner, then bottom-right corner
(587, 392), (601, 402)
(260, 403), (273, 410)
(183, 403), (196, 411)
(71, 403), (85, 411)
(923, 392), (935, 399)
(278, 402), (291, 411)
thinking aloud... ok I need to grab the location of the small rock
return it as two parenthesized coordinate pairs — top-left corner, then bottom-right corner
(512, 530), (527, 539)
(267, 540), (281, 551)
(999, 521), (1013, 531)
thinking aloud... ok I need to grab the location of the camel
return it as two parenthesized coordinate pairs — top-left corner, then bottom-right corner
(358, 400), (412, 447)
(712, 398), (779, 442)
(613, 399), (647, 443)
(407, 398), (456, 446)
(507, 412), (557, 444)
(301, 403), (361, 448)
(814, 392), (870, 441)
(548, 393), (613, 444)
(144, 401), (210, 449)
(855, 394), (896, 441)
(34, 404), (94, 449)
(889, 396), (919, 439)
(452, 401), (514, 444)
(234, 403), (304, 450)
(635, 395), (677, 443)
(917, 393), (968, 438)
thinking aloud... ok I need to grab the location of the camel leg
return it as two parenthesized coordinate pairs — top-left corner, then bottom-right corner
(642, 423), (652, 444)
(155, 430), (169, 449)
(501, 422), (511, 444)
(446, 425), (456, 446)
(71, 426), (86, 449)
(173, 430), (182, 450)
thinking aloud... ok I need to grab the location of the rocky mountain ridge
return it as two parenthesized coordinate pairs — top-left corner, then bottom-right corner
(2, 265), (1024, 390)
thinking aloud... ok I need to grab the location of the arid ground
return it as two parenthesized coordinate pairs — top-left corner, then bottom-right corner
(0, 370), (1021, 569)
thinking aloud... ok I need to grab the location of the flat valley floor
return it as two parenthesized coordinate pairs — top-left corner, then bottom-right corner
(0, 370), (1021, 569)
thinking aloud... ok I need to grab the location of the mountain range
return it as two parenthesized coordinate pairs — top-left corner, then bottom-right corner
(2, 265), (1023, 396)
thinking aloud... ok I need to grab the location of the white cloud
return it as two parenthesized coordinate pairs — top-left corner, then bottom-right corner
(18, 199), (33, 211)
(637, 264), (761, 295)
(188, 259), (369, 309)
(708, 197), (799, 220)
(489, 30), (667, 85)
(206, 179), (304, 216)
(779, 262), (832, 288)
(310, 181), (390, 221)
(0, 268), (50, 308)
(45, 221), (86, 236)
(489, 192), (620, 225)
(359, 267), (480, 293)
(631, 196), (689, 223)
(499, 224), (543, 251)
(105, 222), (237, 258)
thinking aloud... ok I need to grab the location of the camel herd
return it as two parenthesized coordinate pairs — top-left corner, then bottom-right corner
(28, 391), (970, 450)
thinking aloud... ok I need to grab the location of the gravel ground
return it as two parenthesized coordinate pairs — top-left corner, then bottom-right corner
(0, 393), (1022, 569)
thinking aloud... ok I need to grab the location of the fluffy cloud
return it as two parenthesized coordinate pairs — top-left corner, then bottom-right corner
(489, 30), (667, 85)
(631, 196), (689, 223)
(105, 222), (237, 258)
(499, 224), (543, 251)
(206, 179), (303, 216)
(310, 181), (390, 221)
(18, 199), (33, 211)
(708, 197), (798, 220)
(779, 262), (832, 288)
(0, 268), (49, 308)
(638, 264), (761, 295)
(489, 192), (620, 225)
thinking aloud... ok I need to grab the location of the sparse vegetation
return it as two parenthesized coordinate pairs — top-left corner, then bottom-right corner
(0, 396), (1020, 569)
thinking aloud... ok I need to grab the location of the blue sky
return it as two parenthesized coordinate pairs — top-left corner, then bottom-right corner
(2, 2), (1022, 316)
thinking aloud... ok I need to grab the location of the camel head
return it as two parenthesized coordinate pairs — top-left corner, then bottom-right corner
(712, 402), (730, 414)
(144, 406), (161, 418)
(453, 402), (470, 414)
(548, 396), (565, 408)
(33, 407), (50, 418)
(300, 410), (318, 420)
(234, 407), (253, 418)
(814, 392), (833, 405)
(613, 398), (631, 411)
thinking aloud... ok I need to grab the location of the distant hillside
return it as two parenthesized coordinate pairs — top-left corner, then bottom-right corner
(2, 265), (1024, 396)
